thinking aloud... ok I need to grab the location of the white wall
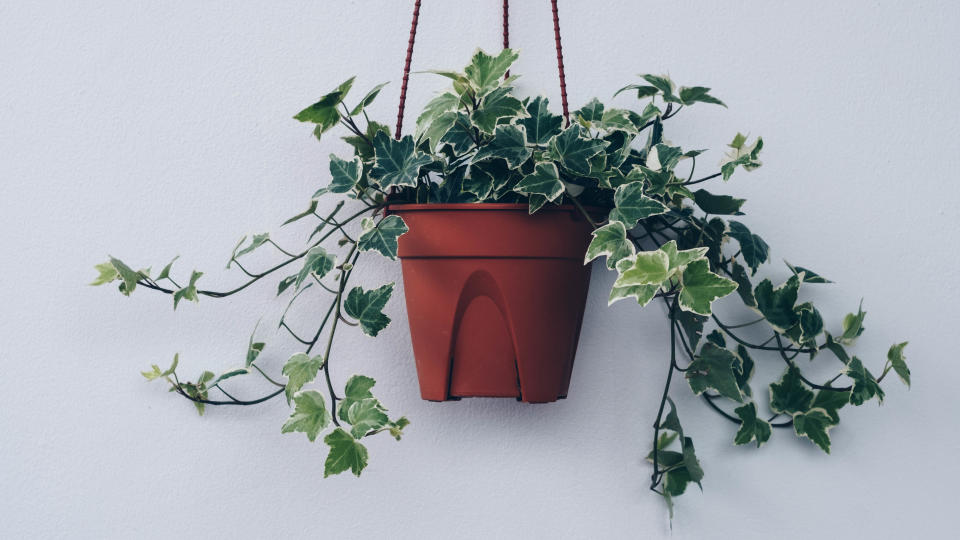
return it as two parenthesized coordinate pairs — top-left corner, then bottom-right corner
(2, 1), (958, 538)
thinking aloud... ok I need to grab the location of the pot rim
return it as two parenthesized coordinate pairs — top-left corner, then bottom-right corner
(386, 202), (601, 213)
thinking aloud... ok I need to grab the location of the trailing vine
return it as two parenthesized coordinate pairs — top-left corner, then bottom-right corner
(93, 49), (910, 509)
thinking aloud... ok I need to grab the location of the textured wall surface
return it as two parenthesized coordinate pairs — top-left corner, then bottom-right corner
(2, 1), (958, 538)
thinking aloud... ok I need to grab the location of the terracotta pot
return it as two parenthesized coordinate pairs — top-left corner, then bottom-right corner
(387, 203), (594, 403)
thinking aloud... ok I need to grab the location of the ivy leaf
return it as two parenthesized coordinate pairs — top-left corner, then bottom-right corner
(520, 96), (563, 144)
(228, 233), (270, 268)
(527, 194), (549, 214)
(720, 133), (763, 180)
(677, 259), (737, 316)
(343, 398), (390, 439)
(344, 283), (394, 337)
(614, 250), (670, 287)
(823, 332), (851, 364)
(514, 162), (564, 202)
(156, 256), (179, 281)
(793, 408), (835, 454)
(693, 189), (745, 215)
(420, 111), (459, 153)
(439, 112), (476, 154)
(464, 48), (519, 95)
(173, 270), (203, 309)
(323, 428), (369, 477)
(754, 275), (800, 332)
(294, 246), (335, 290)
(733, 402), (771, 447)
(608, 182), (668, 228)
(358, 215), (409, 260)
(282, 200), (318, 226)
(344, 375), (376, 401)
(735, 345), (755, 397)
(608, 283), (659, 307)
(281, 390), (331, 442)
(281, 353), (323, 404)
(415, 92), (461, 143)
(90, 261), (119, 286)
(463, 159), (511, 200)
(471, 86), (526, 134)
(888, 342), (910, 387)
(641, 74), (679, 103)
(294, 77), (354, 139)
(839, 300), (866, 345)
(142, 353), (179, 381)
(677, 310), (707, 350)
(796, 303), (825, 345)
(769, 365), (814, 415)
(574, 97), (604, 125)
(686, 342), (744, 402)
(811, 388), (851, 424)
(371, 132), (433, 188)
(548, 125), (609, 175)
(473, 124), (532, 169)
(108, 257), (144, 296)
(389, 417), (411, 441)
(728, 221), (769, 274)
(349, 82), (388, 116)
(613, 83), (659, 99)
(660, 240), (708, 270)
(584, 221), (635, 270)
(327, 154), (362, 193)
(785, 261), (833, 284)
(678, 86), (726, 107)
(845, 357), (884, 405)
(729, 261), (757, 308)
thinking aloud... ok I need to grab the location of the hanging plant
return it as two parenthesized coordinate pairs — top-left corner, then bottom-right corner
(92, 48), (911, 511)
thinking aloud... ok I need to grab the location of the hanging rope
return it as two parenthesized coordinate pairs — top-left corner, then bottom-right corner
(502, 0), (510, 78)
(394, 0), (571, 135)
(395, 0), (422, 139)
(550, 0), (570, 126)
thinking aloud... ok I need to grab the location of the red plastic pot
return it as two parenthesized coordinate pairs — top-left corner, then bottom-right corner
(387, 203), (595, 403)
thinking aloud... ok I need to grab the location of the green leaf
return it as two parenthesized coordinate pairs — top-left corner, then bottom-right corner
(796, 303), (824, 344)
(661, 239), (708, 270)
(357, 215), (409, 260)
(281, 353), (323, 404)
(294, 77), (354, 138)
(677, 310), (707, 350)
(733, 402), (771, 447)
(839, 300), (866, 345)
(728, 221), (769, 274)
(142, 353), (179, 381)
(608, 182), (668, 228)
(574, 97), (604, 125)
(349, 82), (388, 116)
(464, 48), (519, 95)
(323, 428), (369, 477)
(641, 74), (679, 102)
(344, 283), (394, 337)
(754, 275), (800, 332)
(438, 112), (475, 154)
(90, 261), (119, 286)
(282, 199), (318, 226)
(473, 124), (532, 169)
(811, 388), (850, 424)
(608, 283), (659, 307)
(229, 233), (270, 268)
(389, 417), (411, 440)
(471, 86), (525, 134)
(416, 92), (461, 142)
(156, 256), (179, 281)
(584, 221), (635, 270)
(678, 86), (726, 107)
(793, 408), (835, 453)
(420, 111), (459, 153)
(294, 246), (335, 290)
(281, 390), (331, 442)
(614, 249), (670, 287)
(769, 365), (814, 415)
(785, 261), (832, 284)
(327, 154), (362, 193)
(370, 132), (433, 188)
(173, 270), (203, 309)
(548, 125), (609, 175)
(693, 189), (745, 215)
(735, 345), (755, 397)
(344, 374), (376, 401)
(845, 357), (884, 405)
(109, 257), (143, 296)
(343, 398), (389, 439)
(520, 96), (563, 144)
(720, 134), (763, 180)
(678, 259), (737, 316)
(729, 261), (756, 307)
(513, 162), (564, 202)
(613, 83), (659, 99)
(887, 342), (910, 387)
(686, 342), (744, 402)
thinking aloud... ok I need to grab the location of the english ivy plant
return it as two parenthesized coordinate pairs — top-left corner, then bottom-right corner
(94, 49), (911, 511)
